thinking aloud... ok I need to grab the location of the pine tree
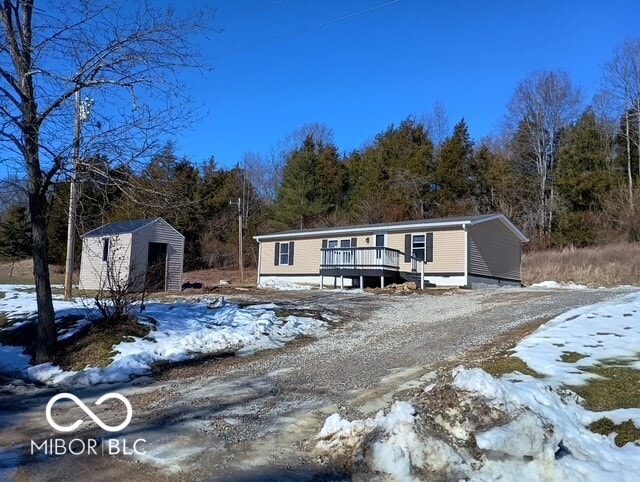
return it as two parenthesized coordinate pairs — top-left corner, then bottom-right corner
(274, 135), (342, 229)
(435, 119), (474, 205)
(0, 204), (32, 260)
(346, 117), (434, 221)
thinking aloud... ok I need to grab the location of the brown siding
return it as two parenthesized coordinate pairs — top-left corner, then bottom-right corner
(468, 220), (521, 281)
(388, 229), (465, 273)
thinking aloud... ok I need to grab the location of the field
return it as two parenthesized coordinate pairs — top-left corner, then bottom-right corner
(523, 242), (640, 287)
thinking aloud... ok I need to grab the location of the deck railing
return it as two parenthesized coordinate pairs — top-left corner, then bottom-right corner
(320, 247), (401, 270)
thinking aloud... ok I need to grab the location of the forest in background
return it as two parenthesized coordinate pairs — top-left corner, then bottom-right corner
(2, 38), (640, 271)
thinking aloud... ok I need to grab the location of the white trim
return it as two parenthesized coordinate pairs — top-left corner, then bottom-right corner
(254, 214), (528, 243)
(254, 220), (471, 241)
(470, 214), (529, 242)
(256, 240), (262, 285)
(463, 225), (468, 286)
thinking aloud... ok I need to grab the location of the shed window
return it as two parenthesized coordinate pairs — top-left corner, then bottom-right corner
(102, 238), (110, 262)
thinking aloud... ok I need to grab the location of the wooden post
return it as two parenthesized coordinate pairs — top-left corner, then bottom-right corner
(237, 197), (244, 283)
(64, 91), (82, 300)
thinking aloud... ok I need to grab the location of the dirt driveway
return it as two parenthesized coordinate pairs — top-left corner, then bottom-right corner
(1, 286), (636, 481)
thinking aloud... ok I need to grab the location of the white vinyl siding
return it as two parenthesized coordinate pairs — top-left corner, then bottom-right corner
(79, 218), (184, 292)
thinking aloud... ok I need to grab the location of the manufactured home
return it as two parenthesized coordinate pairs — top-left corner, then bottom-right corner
(79, 218), (184, 292)
(254, 214), (528, 289)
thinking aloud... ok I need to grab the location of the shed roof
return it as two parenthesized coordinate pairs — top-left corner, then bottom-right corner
(253, 213), (529, 242)
(82, 218), (157, 237)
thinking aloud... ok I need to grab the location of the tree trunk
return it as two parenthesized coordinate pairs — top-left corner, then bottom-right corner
(626, 111), (634, 209)
(29, 191), (57, 363)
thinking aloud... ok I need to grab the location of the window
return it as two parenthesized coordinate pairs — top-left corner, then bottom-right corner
(407, 233), (433, 262)
(102, 238), (110, 262)
(279, 242), (289, 265)
(412, 234), (425, 261)
(275, 241), (295, 266)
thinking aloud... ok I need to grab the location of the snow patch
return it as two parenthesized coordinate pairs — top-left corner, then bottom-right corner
(257, 279), (314, 291)
(529, 280), (590, 290)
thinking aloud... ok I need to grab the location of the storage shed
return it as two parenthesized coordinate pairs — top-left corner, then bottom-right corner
(79, 218), (184, 292)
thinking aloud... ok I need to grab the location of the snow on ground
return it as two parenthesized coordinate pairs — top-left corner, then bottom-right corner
(0, 285), (330, 386)
(316, 291), (640, 481)
(0, 284), (84, 324)
(529, 280), (590, 290)
(257, 279), (315, 290)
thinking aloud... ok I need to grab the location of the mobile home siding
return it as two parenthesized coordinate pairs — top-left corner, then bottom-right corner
(79, 233), (133, 291)
(468, 220), (521, 281)
(388, 229), (465, 274)
(260, 234), (374, 275)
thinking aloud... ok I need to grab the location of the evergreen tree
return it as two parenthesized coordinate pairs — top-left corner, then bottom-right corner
(347, 118), (434, 221)
(274, 135), (343, 229)
(0, 204), (32, 260)
(435, 119), (474, 206)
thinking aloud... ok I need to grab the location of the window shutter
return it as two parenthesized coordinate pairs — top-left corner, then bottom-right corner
(404, 234), (411, 262)
(289, 241), (295, 265)
(350, 237), (357, 247)
(426, 233), (433, 262)
(274, 242), (280, 266)
(322, 239), (327, 249)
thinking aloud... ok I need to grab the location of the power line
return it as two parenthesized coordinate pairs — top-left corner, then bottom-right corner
(215, 0), (401, 58)
(224, 0), (286, 22)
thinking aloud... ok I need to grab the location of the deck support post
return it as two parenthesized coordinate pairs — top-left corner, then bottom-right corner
(420, 261), (425, 290)
(320, 275), (324, 290)
(340, 276), (344, 289)
(380, 276), (385, 289)
(359, 275), (364, 289)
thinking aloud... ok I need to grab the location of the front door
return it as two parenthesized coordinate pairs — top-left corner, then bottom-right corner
(375, 234), (385, 262)
(147, 242), (167, 291)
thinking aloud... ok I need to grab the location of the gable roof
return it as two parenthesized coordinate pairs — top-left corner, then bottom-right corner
(82, 218), (157, 237)
(254, 213), (529, 242)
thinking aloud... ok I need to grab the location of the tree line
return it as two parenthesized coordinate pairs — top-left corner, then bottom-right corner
(0, 0), (637, 364)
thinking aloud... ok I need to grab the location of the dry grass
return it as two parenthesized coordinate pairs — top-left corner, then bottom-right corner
(570, 361), (640, 412)
(55, 316), (152, 371)
(523, 242), (640, 287)
(480, 353), (544, 379)
(589, 418), (640, 447)
(182, 267), (257, 287)
(0, 259), (66, 284)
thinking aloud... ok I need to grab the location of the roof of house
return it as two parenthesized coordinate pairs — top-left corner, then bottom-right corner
(82, 218), (157, 237)
(253, 213), (529, 242)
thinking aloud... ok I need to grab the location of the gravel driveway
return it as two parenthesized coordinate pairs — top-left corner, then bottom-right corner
(2, 285), (636, 481)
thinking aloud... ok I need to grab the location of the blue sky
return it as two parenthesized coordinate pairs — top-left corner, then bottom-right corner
(174, 0), (640, 168)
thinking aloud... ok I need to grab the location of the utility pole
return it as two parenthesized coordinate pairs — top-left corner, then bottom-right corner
(63, 91), (93, 300)
(230, 197), (244, 283)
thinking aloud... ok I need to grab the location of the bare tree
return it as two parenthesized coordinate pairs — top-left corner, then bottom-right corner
(505, 70), (582, 235)
(599, 38), (640, 209)
(0, 0), (210, 362)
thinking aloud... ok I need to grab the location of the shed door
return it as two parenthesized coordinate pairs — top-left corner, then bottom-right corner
(147, 242), (167, 291)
